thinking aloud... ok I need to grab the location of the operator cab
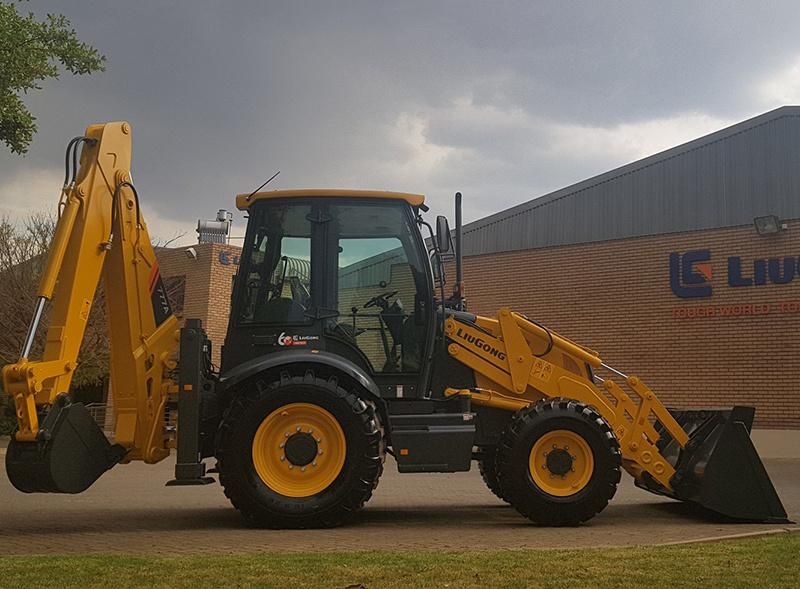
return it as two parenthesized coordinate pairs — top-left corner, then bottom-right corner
(223, 190), (438, 398)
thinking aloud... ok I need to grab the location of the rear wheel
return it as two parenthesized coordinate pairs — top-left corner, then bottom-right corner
(477, 448), (509, 503)
(496, 398), (621, 525)
(217, 368), (384, 528)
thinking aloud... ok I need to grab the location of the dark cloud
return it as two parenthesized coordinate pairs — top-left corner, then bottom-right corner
(2, 1), (799, 239)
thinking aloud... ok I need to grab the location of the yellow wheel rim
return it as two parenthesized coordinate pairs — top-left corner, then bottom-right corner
(252, 402), (346, 498)
(529, 429), (594, 497)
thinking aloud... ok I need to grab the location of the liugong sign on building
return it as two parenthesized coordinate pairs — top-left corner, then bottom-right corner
(670, 249), (800, 318)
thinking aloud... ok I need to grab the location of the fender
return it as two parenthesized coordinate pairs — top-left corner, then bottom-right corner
(218, 349), (381, 400)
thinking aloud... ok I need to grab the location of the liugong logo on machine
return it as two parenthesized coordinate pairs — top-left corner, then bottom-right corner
(277, 332), (320, 347)
(670, 249), (800, 298)
(455, 327), (507, 361)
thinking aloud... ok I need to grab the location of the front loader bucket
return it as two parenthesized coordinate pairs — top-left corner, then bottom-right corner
(5, 399), (126, 493)
(636, 406), (790, 523)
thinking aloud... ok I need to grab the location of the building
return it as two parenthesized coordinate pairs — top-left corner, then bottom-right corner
(158, 106), (800, 435)
(157, 242), (240, 366)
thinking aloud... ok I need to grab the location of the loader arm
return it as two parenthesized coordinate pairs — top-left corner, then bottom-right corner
(2, 122), (178, 470)
(443, 308), (688, 490)
(443, 308), (789, 523)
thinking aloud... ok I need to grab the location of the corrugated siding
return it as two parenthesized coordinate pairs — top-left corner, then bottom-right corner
(462, 107), (800, 256)
(339, 248), (405, 288)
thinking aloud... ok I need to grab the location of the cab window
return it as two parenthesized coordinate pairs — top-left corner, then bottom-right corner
(330, 203), (427, 373)
(239, 204), (311, 324)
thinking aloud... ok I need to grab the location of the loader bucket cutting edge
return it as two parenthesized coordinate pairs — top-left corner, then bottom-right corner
(5, 400), (126, 494)
(635, 406), (791, 523)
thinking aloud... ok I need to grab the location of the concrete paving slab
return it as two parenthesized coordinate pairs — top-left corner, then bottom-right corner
(0, 455), (796, 555)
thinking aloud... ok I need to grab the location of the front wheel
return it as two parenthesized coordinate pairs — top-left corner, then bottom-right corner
(496, 398), (621, 525)
(216, 368), (384, 528)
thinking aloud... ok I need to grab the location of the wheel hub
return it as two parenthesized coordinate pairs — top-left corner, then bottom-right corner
(284, 432), (318, 467)
(529, 429), (594, 497)
(251, 402), (346, 498)
(545, 447), (574, 476)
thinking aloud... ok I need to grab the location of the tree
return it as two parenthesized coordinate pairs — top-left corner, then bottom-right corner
(0, 213), (111, 433)
(0, 1), (106, 154)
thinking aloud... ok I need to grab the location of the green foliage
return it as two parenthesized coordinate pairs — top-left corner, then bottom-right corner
(0, 1), (106, 154)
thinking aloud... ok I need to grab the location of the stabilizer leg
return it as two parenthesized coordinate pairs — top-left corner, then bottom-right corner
(166, 319), (215, 487)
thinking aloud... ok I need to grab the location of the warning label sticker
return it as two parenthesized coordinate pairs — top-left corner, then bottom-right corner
(531, 359), (554, 382)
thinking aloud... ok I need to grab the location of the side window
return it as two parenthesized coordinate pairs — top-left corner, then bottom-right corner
(332, 204), (426, 373)
(239, 205), (312, 324)
(164, 275), (186, 317)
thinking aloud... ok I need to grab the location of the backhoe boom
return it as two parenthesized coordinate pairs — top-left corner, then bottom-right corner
(2, 122), (178, 492)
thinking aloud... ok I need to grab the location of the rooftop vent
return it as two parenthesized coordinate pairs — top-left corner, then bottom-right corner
(197, 209), (233, 244)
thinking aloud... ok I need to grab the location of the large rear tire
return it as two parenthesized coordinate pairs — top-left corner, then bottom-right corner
(216, 367), (384, 528)
(477, 448), (509, 503)
(496, 398), (621, 525)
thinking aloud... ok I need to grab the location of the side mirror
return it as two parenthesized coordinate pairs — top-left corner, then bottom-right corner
(435, 215), (451, 253)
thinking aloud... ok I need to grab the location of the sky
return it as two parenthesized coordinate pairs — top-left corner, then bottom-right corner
(2, 1), (800, 245)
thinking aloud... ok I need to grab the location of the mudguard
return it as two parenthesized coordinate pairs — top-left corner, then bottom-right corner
(219, 349), (381, 399)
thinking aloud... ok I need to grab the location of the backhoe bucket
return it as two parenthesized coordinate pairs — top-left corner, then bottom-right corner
(5, 400), (126, 493)
(636, 406), (790, 523)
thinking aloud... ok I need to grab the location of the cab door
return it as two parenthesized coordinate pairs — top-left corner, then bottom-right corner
(321, 200), (433, 399)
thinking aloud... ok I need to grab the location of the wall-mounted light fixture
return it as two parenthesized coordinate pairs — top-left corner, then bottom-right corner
(184, 247), (198, 260)
(753, 215), (787, 236)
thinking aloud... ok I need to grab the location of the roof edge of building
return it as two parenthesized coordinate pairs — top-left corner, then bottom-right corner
(463, 105), (800, 236)
(461, 215), (800, 260)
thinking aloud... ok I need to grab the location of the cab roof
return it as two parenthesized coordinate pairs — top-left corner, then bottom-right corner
(235, 189), (426, 210)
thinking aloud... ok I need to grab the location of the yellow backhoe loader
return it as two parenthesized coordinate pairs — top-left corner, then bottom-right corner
(1, 122), (789, 527)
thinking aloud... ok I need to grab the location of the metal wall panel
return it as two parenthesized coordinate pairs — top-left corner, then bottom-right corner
(461, 107), (800, 256)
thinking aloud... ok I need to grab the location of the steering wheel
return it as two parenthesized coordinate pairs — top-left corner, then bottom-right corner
(364, 290), (398, 309)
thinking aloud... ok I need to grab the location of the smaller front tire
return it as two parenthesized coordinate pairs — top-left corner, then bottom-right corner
(496, 398), (621, 525)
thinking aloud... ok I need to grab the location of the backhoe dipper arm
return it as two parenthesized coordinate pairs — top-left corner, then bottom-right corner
(2, 122), (178, 463)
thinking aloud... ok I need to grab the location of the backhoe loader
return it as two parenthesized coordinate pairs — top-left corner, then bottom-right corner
(1, 122), (789, 528)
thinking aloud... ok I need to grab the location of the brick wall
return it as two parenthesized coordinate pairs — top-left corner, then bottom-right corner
(156, 244), (212, 328)
(461, 221), (800, 429)
(156, 242), (238, 366)
(206, 244), (240, 365)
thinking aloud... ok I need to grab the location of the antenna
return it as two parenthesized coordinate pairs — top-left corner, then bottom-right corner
(244, 170), (281, 202)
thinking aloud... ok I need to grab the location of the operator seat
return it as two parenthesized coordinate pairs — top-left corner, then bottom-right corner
(254, 296), (306, 323)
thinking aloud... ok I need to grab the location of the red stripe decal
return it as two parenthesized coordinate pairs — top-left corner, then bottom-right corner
(149, 264), (160, 293)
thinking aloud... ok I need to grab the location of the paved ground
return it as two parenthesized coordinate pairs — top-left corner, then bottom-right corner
(0, 439), (796, 555)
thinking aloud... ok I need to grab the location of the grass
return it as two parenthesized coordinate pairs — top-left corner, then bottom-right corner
(0, 534), (797, 589)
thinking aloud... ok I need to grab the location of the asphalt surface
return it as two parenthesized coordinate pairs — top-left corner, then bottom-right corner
(0, 440), (797, 555)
